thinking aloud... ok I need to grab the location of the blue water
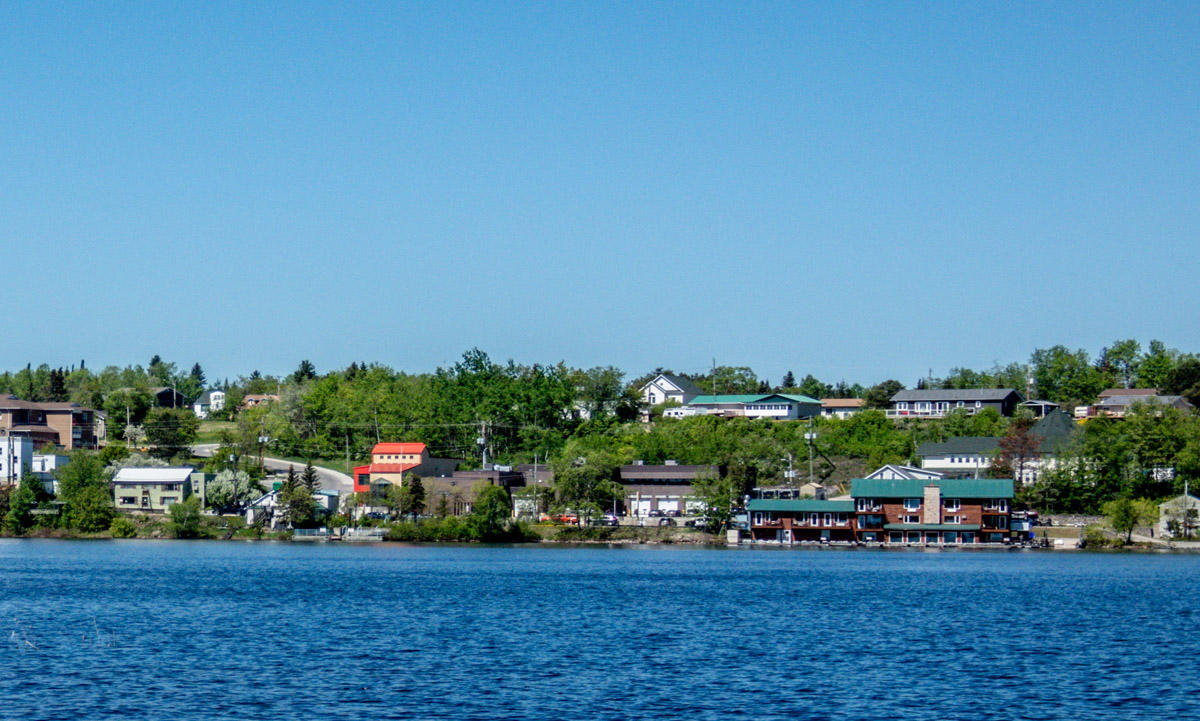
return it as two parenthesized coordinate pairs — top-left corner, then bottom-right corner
(1, 541), (1197, 720)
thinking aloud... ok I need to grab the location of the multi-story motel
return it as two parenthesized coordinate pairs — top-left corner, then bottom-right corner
(747, 477), (1014, 545)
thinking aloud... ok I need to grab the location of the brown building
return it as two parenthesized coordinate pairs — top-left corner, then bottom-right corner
(850, 477), (1014, 544)
(618, 462), (724, 517)
(0, 395), (99, 450)
(748, 499), (857, 542)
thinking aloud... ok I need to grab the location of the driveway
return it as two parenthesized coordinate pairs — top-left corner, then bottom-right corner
(192, 444), (353, 496)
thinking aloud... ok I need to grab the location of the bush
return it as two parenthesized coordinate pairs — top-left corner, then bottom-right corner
(110, 517), (138, 538)
(1083, 526), (1122, 549)
(169, 496), (203, 539)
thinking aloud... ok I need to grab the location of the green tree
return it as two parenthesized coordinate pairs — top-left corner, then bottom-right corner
(300, 461), (321, 492)
(110, 516), (138, 538)
(143, 407), (200, 460)
(1102, 497), (1158, 545)
(1030, 346), (1106, 405)
(56, 451), (115, 531)
(862, 380), (903, 409)
(4, 473), (43, 534)
(293, 360), (317, 383)
(796, 374), (832, 400)
(692, 465), (753, 531)
(1096, 339), (1141, 389)
(470, 483), (512, 539)
(780, 371), (796, 390)
(169, 496), (202, 538)
(1138, 340), (1177, 389)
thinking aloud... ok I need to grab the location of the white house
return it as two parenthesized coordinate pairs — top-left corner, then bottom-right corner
(669, 394), (822, 421)
(640, 374), (703, 408)
(192, 390), (227, 419)
(0, 435), (33, 486)
(863, 464), (945, 481)
(820, 398), (864, 419)
(1159, 493), (1200, 539)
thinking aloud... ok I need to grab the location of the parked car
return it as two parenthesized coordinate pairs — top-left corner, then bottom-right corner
(601, 514), (620, 526)
(648, 510), (662, 518)
(658, 517), (676, 527)
(665, 509), (680, 517)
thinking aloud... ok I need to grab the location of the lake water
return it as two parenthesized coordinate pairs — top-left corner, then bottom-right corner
(1, 541), (1197, 720)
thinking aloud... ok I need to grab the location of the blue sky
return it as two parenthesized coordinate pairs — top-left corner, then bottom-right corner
(2, 2), (1197, 386)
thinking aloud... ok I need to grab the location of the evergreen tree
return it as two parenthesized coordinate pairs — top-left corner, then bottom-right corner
(301, 461), (320, 492)
(190, 363), (206, 386)
(294, 360), (317, 382)
(781, 371), (795, 390)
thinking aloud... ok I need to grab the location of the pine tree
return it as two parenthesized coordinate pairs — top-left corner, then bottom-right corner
(294, 360), (316, 382)
(301, 461), (321, 492)
(190, 363), (206, 386)
(781, 371), (796, 389)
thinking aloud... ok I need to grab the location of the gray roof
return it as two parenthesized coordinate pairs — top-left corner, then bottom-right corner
(194, 390), (214, 405)
(659, 374), (703, 396)
(891, 388), (1021, 403)
(917, 437), (1001, 457)
(918, 409), (1080, 458)
(619, 464), (719, 481)
(1096, 394), (1193, 410)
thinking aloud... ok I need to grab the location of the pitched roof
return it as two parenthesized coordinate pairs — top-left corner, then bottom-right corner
(372, 442), (427, 455)
(194, 390), (214, 405)
(658, 374), (703, 396)
(916, 437), (1001, 457)
(1029, 409), (1079, 451)
(747, 499), (855, 513)
(1096, 394), (1193, 409)
(890, 389), (1021, 403)
(1098, 388), (1158, 397)
(112, 467), (195, 483)
(689, 393), (820, 405)
(864, 464), (945, 480)
(822, 398), (864, 408)
(367, 463), (420, 474)
(851, 477), (1014, 499)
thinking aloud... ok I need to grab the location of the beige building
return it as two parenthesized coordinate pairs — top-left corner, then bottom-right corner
(112, 467), (194, 513)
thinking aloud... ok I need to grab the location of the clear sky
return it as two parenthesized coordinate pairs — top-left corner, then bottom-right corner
(2, 2), (1197, 386)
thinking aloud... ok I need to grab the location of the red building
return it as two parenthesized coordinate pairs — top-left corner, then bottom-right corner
(851, 477), (1013, 544)
(747, 499), (856, 542)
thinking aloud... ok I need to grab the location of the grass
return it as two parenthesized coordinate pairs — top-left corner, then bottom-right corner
(195, 421), (237, 444)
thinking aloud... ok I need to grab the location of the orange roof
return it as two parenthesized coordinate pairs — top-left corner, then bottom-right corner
(372, 442), (427, 455)
(368, 462), (420, 474)
(822, 398), (864, 408)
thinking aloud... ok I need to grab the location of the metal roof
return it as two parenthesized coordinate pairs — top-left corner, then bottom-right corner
(747, 499), (855, 513)
(112, 467), (195, 483)
(689, 393), (820, 405)
(890, 389), (1020, 403)
(851, 477), (1014, 499)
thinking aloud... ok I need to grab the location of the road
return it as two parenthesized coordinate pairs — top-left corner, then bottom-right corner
(192, 444), (354, 496)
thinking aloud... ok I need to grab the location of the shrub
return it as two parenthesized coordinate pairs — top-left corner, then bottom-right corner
(110, 517), (138, 538)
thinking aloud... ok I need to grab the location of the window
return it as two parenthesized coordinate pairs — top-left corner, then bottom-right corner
(809, 513), (820, 526)
(897, 402), (908, 410)
(119, 496), (136, 505)
(753, 512), (763, 525)
(903, 498), (921, 511)
(956, 401), (964, 408)
(945, 515), (961, 524)
(975, 401), (982, 408)
(944, 531), (959, 544)
(944, 498), (961, 512)
(901, 514), (920, 524)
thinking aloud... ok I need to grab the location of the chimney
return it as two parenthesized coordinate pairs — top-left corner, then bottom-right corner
(923, 484), (941, 525)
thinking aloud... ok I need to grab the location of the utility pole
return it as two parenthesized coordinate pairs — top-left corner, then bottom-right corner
(804, 418), (817, 485)
(478, 421), (488, 469)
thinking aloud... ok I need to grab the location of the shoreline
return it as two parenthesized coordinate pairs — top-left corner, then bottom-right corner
(1, 531), (1196, 552)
